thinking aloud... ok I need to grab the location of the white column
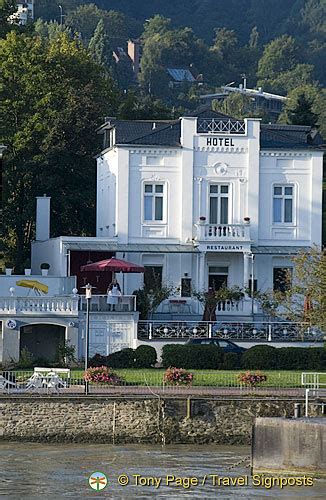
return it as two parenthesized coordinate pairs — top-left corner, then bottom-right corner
(180, 117), (196, 242)
(198, 252), (206, 291)
(245, 118), (261, 244)
(243, 252), (250, 288)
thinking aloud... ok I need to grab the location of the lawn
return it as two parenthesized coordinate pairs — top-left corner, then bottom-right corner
(11, 369), (326, 389)
(74, 369), (326, 388)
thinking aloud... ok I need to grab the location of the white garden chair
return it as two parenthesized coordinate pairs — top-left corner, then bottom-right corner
(0, 375), (17, 391)
(26, 373), (44, 391)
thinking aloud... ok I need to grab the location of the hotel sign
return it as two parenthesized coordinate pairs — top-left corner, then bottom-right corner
(206, 137), (236, 147)
(196, 136), (247, 149)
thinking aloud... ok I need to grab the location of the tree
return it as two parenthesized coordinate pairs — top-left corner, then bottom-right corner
(253, 249), (326, 332)
(118, 91), (173, 120)
(249, 26), (259, 48)
(0, 31), (119, 269)
(212, 93), (269, 120)
(213, 93), (252, 119)
(278, 85), (319, 126)
(88, 18), (113, 67)
(34, 19), (73, 41)
(65, 4), (128, 44)
(133, 281), (175, 319)
(282, 249), (326, 331)
(257, 35), (314, 94)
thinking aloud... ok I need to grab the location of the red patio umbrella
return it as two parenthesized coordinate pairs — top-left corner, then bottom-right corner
(80, 257), (144, 273)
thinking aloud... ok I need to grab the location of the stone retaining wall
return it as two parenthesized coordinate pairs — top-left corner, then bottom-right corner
(0, 397), (317, 444)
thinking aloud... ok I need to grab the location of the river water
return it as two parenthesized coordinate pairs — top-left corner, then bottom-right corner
(0, 443), (325, 499)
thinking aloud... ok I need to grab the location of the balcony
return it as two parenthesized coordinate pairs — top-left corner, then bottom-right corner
(0, 296), (79, 315)
(196, 223), (250, 242)
(80, 295), (137, 313)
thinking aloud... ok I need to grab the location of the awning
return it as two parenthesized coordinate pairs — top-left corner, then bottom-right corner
(252, 246), (311, 255)
(66, 242), (199, 253)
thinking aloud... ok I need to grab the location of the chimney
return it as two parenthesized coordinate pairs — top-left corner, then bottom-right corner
(36, 195), (51, 241)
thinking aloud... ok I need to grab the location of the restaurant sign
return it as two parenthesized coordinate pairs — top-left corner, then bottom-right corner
(198, 243), (251, 253)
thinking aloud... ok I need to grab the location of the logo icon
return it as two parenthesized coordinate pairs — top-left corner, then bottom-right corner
(89, 471), (108, 491)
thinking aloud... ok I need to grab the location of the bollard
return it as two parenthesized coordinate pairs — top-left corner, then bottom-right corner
(294, 403), (301, 419)
(186, 397), (192, 419)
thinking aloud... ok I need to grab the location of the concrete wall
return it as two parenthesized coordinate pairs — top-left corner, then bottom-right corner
(252, 417), (326, 476)
(0, 397), (304, 444)
(0, 276), (76, 297)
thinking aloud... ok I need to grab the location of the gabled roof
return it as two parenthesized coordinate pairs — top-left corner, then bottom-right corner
(167, 68), (195, 82)
(98, 114), (324, 150)
(114, 120), (181, 146)
(260, 124), (324, 150)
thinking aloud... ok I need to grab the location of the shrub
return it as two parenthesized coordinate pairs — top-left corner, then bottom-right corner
(162, 344), (224, 369)
(134, 345), (157, 368)
(84, 366), (122, 385)
(238, 371), (267, 387)
(162, 345), (184, 368)
(107, 348), (135, 368)
(14, 347), (34, 369)
(222, 352), (241, 370)
(164, 367), (193, 386)
(89, 353), (108, 367)
(277, 347), (326, 370)
(241, 345), (279, 370)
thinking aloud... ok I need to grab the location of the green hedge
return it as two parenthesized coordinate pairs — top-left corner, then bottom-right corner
(162, 344), (326, 371)
(90, 345), (157, 369)
(162, 344), (224, 369)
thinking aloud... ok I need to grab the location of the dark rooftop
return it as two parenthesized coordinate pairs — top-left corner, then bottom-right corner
(98, 114), (324, 150)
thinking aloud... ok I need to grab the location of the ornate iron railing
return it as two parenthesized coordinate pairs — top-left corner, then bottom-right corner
(137, 321), (322, 342)
(197, 118), (246, 134)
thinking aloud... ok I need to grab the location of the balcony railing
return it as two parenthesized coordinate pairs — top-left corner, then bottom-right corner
(196, 223), (250, 241)
(80, 295), (137, 313)
(137, 321), (321, 341)
(0, 296), (79, 315)
(197, 118), (246, 134)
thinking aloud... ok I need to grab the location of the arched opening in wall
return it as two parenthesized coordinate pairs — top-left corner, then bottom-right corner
(20, 324), (65, 363)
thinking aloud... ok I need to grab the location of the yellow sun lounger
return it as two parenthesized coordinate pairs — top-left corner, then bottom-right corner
(16, 280), (49, 295)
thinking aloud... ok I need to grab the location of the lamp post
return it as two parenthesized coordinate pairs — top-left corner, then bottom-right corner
(58, 4), (64, 25)
(247, 252), (255, 316)
(83, 283), (92, 395)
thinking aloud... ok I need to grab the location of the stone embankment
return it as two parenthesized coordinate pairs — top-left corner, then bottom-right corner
(0, 396), (321, 444)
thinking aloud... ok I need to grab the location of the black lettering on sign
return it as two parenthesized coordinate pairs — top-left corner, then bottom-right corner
(206, 137), (235, 147)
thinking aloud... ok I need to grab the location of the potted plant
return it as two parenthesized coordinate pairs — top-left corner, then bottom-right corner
(5, 261), (14, 276)
(24, 259), (31, 276)
(40, 262), (50, 276)
(199, 216), (206, 223)
(244, 217), (250, 224)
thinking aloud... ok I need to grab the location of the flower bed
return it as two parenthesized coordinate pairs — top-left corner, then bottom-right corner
(238, 371), (267, 387)
(164, 367), (193, 386)
(84, 366), (122, 385)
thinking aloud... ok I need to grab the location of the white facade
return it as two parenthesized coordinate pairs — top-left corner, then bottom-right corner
(9, 1), (34, 25)
(1, 113), (323, 363)
(95, 116), (323, 297)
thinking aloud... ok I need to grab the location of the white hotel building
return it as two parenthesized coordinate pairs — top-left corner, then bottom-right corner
(31, 110), (324, 309)
(91, 111), (323, 300)
(0, 111), (324, 362)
